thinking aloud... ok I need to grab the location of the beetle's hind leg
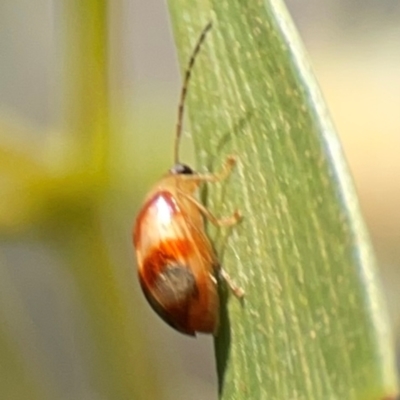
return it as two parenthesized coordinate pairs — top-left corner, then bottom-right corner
(220, 268), (245, 299)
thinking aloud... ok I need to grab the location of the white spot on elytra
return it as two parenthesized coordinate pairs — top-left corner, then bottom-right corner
(155, 196), (173, 226)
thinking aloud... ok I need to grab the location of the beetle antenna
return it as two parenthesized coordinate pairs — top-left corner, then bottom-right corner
(174, 22), (212, 165)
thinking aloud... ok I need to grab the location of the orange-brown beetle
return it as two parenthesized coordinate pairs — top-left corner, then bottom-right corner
(133, 23), (242, 336)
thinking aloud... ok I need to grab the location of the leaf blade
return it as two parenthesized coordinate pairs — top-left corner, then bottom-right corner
(168, 1), (398, 399)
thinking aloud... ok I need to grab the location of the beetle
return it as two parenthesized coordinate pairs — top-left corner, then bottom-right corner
(133, 22), (242, 336)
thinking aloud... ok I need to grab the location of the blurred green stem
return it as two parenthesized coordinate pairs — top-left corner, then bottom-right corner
(48, 210), (161, 399)
(63, 0), (110, 175)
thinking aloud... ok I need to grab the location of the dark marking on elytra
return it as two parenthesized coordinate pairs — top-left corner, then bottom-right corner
(139, 264), (199, 335)
(153, 264), (199, 306)
(140, 239), (193, 286)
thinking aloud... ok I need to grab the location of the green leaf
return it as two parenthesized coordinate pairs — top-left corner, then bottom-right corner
(168, 1), (398, 399)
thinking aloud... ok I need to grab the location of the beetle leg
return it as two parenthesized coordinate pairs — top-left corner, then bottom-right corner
(220, 269), (245, 298)
(197, 155), (236, 183)
(178, 191), (241, 227)
(181, 155), (237, 184)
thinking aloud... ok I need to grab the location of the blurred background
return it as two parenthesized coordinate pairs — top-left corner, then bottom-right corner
(0, 1), (399, 399)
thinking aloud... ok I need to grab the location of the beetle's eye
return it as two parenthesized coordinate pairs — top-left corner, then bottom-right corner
(170, 163), (194, 175)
